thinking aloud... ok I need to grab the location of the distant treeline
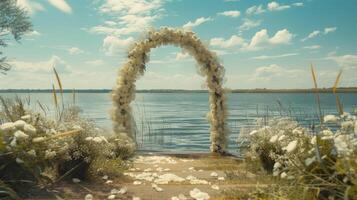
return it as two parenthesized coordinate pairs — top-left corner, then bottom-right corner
(0, 88), (357, 93)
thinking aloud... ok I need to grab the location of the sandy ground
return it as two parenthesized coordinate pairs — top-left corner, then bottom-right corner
(30, 153), (264, 200)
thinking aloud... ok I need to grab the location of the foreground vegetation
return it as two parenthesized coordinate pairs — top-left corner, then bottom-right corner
(229, 112), (357, 200)
(0, 96), (135, 199)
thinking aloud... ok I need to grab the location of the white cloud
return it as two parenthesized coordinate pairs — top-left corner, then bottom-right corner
(302, 27), (337, 41)
(16, 0), (44, 15)
(246, 5), (265, 15)
(210, 35), (244, 48)
(324, 27), (337, 34)
(175, 52), (190, 60)
(292, 2), (304, 7)
(239, 19), (261, 32)
(301, 30), (320, 41)
(8, 55), (71, 73)
(183, 17), (212, 30)
(267, 1), (290, 11)
(304, 45), (321, 50)
(251, 64), (304, 81)
(244, 29), (293, 50)
(25, 30), (41, 37)
(251, 53), (298, 60)
(68, 47), (84, 55)
(47, 0), (72, 13)
(85, 59), (105, 66)
(100, 0), (162, 15)
(218, 10), (241, 18)
(326, 54), (357, 67)
(102, 35), (134, 55)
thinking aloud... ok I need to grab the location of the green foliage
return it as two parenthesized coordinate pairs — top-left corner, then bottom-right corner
(0, 0), (32, 74)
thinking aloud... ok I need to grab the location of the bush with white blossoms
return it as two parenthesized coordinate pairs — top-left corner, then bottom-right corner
(239, 113), (357, 199)
(0, 97), (134, 198)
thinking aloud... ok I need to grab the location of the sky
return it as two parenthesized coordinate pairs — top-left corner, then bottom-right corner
(1, 0), (357, 89)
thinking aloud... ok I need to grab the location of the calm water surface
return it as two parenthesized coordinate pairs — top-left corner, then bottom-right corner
(1, 92), (356, 154)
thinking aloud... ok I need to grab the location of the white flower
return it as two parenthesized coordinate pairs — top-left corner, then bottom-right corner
(72, 178), (81, 183)
(13, 120), (26, 129)
(10, 138), (17, 147)
(189, 188), (210, 200)
(45, 150), (56, 159)
(324, 115), (338, 123)
(273, 162), (281, 169)
(292, 128), (302, 135)
(284, 140), (298, 153)
(305, 156), (316, 166)
(16, 158), (24, 164)
(249, 130), (258, 136)
(217, 176), (225, 181)
(133, 180), (142, 185)
(14, 130), (29, 140)
(280, 172), (287, 179)
(278, 135), (286, 141)
(85, 137), (93, 141)
(102, 175), (108, 180)
(269, 135), (278, 143)
(311, 136), (317, 145)
(84, 194), (93, 200)
(24, 124), (36, 134)
(0, 122), (15, 132)
(21, 115), (31, 120)
(107, 194), (115, 199)
(334, 135), (349, 154)
(32, 137), (46, 143)
(92, 137), (103, 143)
(27, 150), (37, 157)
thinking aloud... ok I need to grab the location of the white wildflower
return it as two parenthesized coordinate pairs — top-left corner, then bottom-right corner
(24, 124), (36, 134)
(0, 122), (15, 132)
(285, 140), (298, 153)
(324, 115), (339, 123)
(107, 194), (115, 199)
(273, 162), (282, 169)
(14, 130), (29, 140)
(72, 178), (81, 183)
(249, 130), (258, 136)
(45, 150), (56, 159)
(84, 194), (93, 200)
(269, 135), (279, 143)
(217, 176), (225, 181)
(280, 172), (287, 179)
(72, 125), (82, 130)
(21, 115), (31, 120)
(106, 180), (113, 184)
(292, 128), (302, 135)
(13, 120), (26, 129)
(133, 180), (142, 185)
(16, 158), (24, 164)
(334, 135), (349, 154)
(32, 137), (45, 143)
(10, 138), (17, 147)
(190, 188), (210, 200)
(278, 135), (286, 141)
(311, 136), (317, 145)
(102, 175), (109, 180)
(305, 156), (316, 166)
(27, 149), (37, 157)
(118, 187), (127, 194)
(85, 137), (93, 141)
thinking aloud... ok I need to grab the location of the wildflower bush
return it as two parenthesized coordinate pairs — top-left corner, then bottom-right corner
(238, 113), (357, 199)
(0, 97), (135, 198)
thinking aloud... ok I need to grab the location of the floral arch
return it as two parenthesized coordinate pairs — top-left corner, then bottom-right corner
(111, 28), (228, 153)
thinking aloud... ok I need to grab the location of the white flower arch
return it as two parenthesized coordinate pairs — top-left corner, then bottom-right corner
(111, 28), (228, 153)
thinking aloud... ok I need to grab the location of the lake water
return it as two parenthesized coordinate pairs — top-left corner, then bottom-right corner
(1, 92), (356, 154)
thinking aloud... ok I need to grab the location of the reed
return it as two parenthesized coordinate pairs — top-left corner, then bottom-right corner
(332, 69), (344, 115)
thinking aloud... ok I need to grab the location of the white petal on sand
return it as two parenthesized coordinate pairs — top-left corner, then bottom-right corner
(211, 185), (219, 190)
(107, 194), (115, 199)
(154, 173), (185, 184)
(210, 172), (218, 177)
(133, 180), (142, 185)
(151, 183), (163, 192)
(190, 188), (210, 200)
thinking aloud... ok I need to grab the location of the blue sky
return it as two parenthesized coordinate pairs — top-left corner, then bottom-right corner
(2, 0), (357, 89)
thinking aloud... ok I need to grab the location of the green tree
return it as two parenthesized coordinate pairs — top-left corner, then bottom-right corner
(0, 0), (32, 74)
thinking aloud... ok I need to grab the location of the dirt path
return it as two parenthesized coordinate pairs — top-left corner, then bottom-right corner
(32, 153), (265, 200)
